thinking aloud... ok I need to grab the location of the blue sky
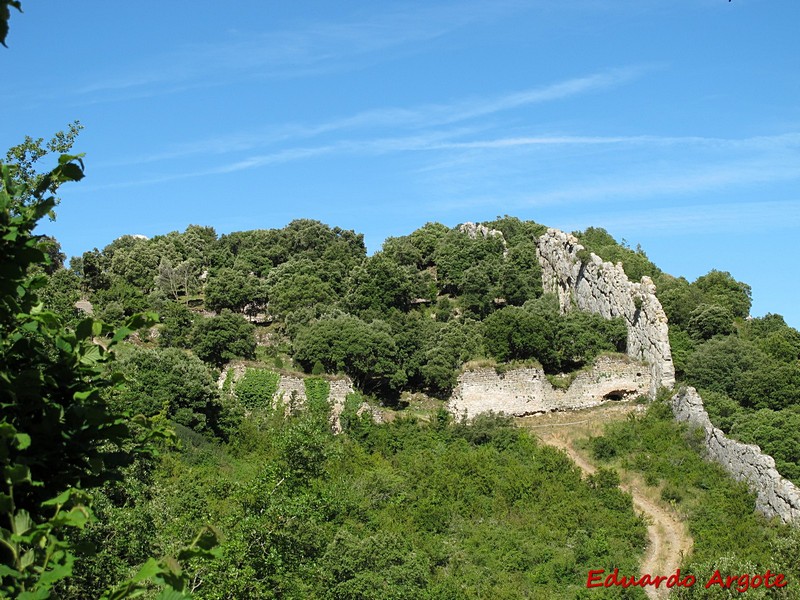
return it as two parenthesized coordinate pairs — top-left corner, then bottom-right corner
(3, 1), (799, 327)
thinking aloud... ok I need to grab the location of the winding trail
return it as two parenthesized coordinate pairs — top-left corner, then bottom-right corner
(521, 404), (693, 599)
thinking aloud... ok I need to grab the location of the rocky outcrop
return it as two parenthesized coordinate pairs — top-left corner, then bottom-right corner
(448, 355), (650, 420)
(458, 222), (508, 257)
(536, 228), (674, 395)
(672, 387), (800, 524)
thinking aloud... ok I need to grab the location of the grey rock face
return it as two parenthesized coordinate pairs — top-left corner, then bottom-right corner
(536, 228), (675, 395)
(672, 387), (800, 524)
(448, 356), (651, 420)
(458, 222), (509, 257)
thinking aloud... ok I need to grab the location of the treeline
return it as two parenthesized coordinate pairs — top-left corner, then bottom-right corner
(39, 217), (800, 482)
(41, 218), (627, 404)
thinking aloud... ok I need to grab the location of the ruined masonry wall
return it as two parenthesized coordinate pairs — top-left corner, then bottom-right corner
(536, 228), (675, 395)
(672, 387), (800, 524)
(218, 365), (379, 431)
(448, 356), (651, 420)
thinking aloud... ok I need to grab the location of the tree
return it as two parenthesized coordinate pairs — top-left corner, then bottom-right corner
(39, 268), (82, 325)
(4, 122), (84, 205)
(483, 306), (553, 364)
(190, 310), (256, 368)
(345, 252), (412, 315)
(0, 0), (20, 47)
(204, 267), (266, 315)
(684, 336), (768, 398)
(499, 241), (543, 306)
(293, 315), (406, 395)
(158, 301), (194, 348)
(110, 347), (224, 436)
(687, 303), (735, 340)
(0, 153), (169, 595)
(266, 259), (336, 320)
(573, 226), (661, 282)
(155, 257), (193, 301)
(693, 269), (752, 320)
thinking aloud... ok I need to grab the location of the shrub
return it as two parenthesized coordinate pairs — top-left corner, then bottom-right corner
(235, 368), (280, 410)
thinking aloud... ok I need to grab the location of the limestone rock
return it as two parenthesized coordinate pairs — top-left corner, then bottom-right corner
(448, 356), (650, 420)
(458, 222), (508, 257)
(536, 228), (675, 395)
(671, 387), (800, 524)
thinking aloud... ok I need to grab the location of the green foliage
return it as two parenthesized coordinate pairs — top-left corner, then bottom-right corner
(72, 410), (647, 599)
(482, 296), (626, 373)
(204, 267), (266, 314)
(157, 301), (194, 348)
(730, 409), (800, 482)
(39, 268), (82, 326)
(700, 389), (741, 432)
(190, 309), (256, 368)
(499, 241), (542, 306)
(589, 401), (795, 573)
(693, 269), (752, 320)
(345, 252), (413, 314)
(667, 327), (695, 376)
(265, 259), (337, 320)
(110, 346), (224, 437)
(740, 313), (800, 362)
(573, 227), (661, 282)
(683, 336), (768, 399)
(235, 368), (279, 410)
(381, 222), (449, 269)
(293, 315), (406, 396)
(656, 276), (704, 330)
(687, 303), (735, 340)
(432, 227), (505, 295)
(304, 377), (331, 416)
(3, 121), (83, 204)
(0, 153), (189, 596)
(684, 334), (800, 411)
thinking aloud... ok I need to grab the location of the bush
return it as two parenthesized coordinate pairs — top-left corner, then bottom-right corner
(304, 377), (330, 417)
(235, 368), (280, 410)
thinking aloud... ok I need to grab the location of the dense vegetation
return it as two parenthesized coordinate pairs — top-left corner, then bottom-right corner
(6, 6), (800, 599)
(587, 395), (800, 598)
(43, 216), (628, 404)
(59, 408), (652, 599)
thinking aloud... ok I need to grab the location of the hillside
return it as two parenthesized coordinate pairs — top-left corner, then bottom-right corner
(6, 204), (800, 598)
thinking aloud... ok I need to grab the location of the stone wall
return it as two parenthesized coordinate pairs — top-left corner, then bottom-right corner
(448, 355), (651, 419)
(671, 387), (800, 524)
(536, 228), (674, 395)
(217, 364), (380, 431)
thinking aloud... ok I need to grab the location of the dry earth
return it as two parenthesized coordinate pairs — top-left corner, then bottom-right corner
(520, 402), (694, 599)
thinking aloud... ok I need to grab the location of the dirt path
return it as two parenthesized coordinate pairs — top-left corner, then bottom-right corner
(520, 404), (693, 599)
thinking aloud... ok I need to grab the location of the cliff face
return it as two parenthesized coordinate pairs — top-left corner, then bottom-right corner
(536, 228), (675, 395)
(448, 356), (651, 419)
(672, 387), (800, 524)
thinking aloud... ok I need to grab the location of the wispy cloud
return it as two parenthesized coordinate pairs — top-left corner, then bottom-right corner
(70, 2), (522, 101)
(429, 132), (800, 151)
(101, 66), (648, 167)
(512, 158), (800, 207)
